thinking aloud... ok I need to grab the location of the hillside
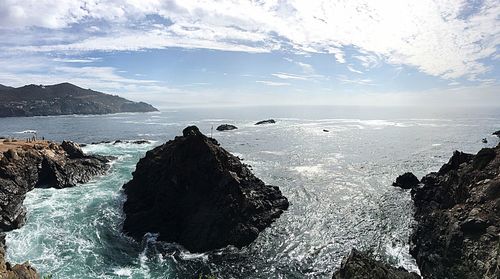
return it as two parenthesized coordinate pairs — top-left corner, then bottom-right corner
(0, 83), (158, 117)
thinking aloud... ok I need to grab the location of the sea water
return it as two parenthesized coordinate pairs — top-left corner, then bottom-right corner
(1, 106), (499, 278)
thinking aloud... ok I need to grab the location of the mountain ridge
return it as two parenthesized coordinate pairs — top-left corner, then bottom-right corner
(0, 82), (158, 117)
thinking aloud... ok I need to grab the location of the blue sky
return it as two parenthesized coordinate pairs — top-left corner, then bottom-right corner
(0, 0), (498, 107)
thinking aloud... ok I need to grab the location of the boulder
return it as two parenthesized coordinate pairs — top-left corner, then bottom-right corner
(493, 130), (500, 138)
(392, 172), (419, 189)
(123, 126), (289, 252)
(216, 124), (238, 131)
(0, 234), (39, 279)
(60, 140), (84, 159)
(255, 119), (276, 125)
(332, 249), (420, 279)
(410, 143), (500, 279)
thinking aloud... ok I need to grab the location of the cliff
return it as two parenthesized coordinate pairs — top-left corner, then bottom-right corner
(123, 126), (289, 252)
(0, 83), (157, 117)
(0, 139), (111, 278)
(409, 146), (500, 278)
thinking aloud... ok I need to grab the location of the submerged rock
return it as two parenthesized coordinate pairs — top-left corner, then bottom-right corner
(392, 172), (420, 189)
(122, 126), (289, 252)
(216, 124), (238, 131)
(332, 249), (420, 279)
(410, 144), (500, 278)
(255, 119), (276, 125)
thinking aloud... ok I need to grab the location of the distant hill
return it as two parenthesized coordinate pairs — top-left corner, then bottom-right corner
(0, 83), (158, 117)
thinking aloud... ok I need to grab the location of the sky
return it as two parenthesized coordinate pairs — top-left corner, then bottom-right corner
(0, 0), (498, 108)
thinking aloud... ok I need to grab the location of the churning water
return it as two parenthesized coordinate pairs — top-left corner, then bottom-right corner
(1, 106), (499, 278)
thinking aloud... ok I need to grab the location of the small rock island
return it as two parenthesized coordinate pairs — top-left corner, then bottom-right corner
(122, 126), (289, 252)
(0, 82), (158, 117)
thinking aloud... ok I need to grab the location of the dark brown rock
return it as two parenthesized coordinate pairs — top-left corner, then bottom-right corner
(392, 172), (420, 189)
(255, 119), (276, 125)
(216, 124), (238, 131)
(410, 144), (500, 279)
(123, 126), (289, 252)
(332, 249), (420, 279)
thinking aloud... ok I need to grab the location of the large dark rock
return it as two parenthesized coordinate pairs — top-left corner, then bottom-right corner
(255, 119), (276, 125)
(392, 172), (419, 189)
(123, 126), (289, 252)
(0, 143), (110, 231)
(493, 130), (500, 138)
(216, 124), (238, 131)
(332, 249), (420, 279)
(410, 144), (500, 279)
(0, 141), (110, 278)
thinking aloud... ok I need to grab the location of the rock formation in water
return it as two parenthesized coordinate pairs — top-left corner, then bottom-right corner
(216, 124), (238, 131)
(409, 145), (500, 278)
(123, 126), (289, 252)
(332, 249), (420, 279)
(392, 172), (420, 189)
(493, 130), (500, 138)
(0, 233), (39, 279)
(0, 140), (110, 278)
(0, 82), (158, 117)
(255, 119), (276, 125)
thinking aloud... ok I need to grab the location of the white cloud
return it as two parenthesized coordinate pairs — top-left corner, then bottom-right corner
(347, 66), (363, 74)
(256, 80), (290, 86)
(0, 0), (498, 81)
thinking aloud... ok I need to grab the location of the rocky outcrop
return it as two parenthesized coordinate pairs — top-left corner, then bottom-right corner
(123, 126), (289, 252)
(216, 124), (238, 131)
(392, 172), (420, 189)
(0, 140), (110, 278)
(493, 130), (500, 138)
(332, 249), (419, 279)
(410, 145), (500, 278)
(255, 119), (276, 125)
(0, 141), (110, 230)
(0, 233), (39, 279)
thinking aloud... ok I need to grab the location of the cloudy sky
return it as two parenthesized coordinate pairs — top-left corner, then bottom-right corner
(0, 0), (498, 107)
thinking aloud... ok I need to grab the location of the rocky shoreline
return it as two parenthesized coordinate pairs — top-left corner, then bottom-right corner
(0, 139), (111, 278)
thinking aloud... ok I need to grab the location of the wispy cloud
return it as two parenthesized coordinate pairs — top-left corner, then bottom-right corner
(256, 80), (290, 86)
(0, 0), (497, 81)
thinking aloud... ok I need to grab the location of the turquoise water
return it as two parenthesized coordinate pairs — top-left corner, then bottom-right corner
(2, 106), (500, 278)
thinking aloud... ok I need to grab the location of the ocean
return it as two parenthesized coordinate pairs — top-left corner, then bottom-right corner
(1, 106), (499, 278)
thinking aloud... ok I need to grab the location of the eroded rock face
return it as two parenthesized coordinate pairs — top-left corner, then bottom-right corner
(0, 143), (110, 231)
(123, 126), (289, 252)
(332, 249), (420, 279)
(0, 141), (110, 278)
(410, 145), (500, 279)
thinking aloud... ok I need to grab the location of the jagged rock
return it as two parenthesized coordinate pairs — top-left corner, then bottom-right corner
(392, 172), (420, 189)
(60, 140), (84, 159)
(0, 234), (39, 279)
(409, 144), (500, 279)
(332, 249), (419, 279)
(493, 130), (500, 138)
(123, 126), (289, 252)
(0, 143), (110, 231)
(216, 124), (238, 131)
(255, 119), (276, 125)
